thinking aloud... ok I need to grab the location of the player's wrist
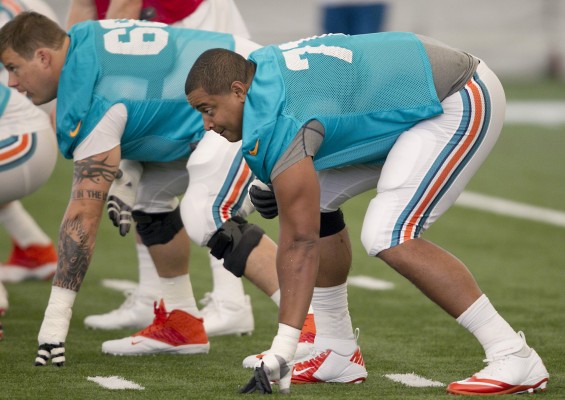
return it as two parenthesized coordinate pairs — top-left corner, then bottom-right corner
(37, 286), (76, 344)
(270, 323), (301, 362)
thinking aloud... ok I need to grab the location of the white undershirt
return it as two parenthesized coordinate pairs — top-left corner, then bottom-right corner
(73, 103), (127, 161)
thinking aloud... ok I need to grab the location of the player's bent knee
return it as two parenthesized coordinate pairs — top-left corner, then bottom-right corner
(207, 216), (264, 277)
(180, 184), (221, 246)
(320, 208), (345, 238)
(133, 207), (184, 246)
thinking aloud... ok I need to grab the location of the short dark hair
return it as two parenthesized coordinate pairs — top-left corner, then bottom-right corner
(0, 11), (66, 59)
(185, 48), (255, 96)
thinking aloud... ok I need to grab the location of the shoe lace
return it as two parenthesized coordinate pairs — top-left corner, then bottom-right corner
(298, 327), (361, 364)
(135, 300), (169, 336)
(479, 331), (528, 375)
(478, 354), (511, 376)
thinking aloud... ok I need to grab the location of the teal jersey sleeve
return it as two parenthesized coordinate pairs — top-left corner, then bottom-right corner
(242, 32), (443, 183)
(57, 20), (235, 161)
(0, 84), (11, 117)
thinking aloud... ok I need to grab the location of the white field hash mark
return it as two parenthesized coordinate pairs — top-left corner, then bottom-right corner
(101, 278), (138, 292)
(385, 373), (445, 388)
(87, 376), (145, 390)
(457, 191), (565, 228)
(505, 101), (565, 126)
(347, 275), (394, 290)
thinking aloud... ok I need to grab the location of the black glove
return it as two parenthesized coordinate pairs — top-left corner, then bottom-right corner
(239, 364), (273, 394)
(107, 160), (143, 236)
(239, 355), (292, 395)
(249, 183), (278, 219)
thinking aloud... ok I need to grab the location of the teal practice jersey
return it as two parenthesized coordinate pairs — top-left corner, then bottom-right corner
(57, 20), (235, 161)
(242, 32), (443, 183)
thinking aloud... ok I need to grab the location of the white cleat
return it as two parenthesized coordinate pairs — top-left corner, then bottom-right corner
(447, 332), (549, 395)
(291, 346), (367, 384)
(84, 289), (156, 330)
(200, 293), (254, 337)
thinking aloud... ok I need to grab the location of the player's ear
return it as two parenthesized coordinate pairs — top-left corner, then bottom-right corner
(35, 48), (51, 68)
(231, 81), (248, 101)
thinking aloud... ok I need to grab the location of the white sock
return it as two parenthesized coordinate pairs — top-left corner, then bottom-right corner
(312, 283), (356, 355)
(209, 253), (245, 303)
(135, 243), (161, 299)
(160, 274), (200, 317)
(0, 201), (51, 247)
(457, 294), (525, 359)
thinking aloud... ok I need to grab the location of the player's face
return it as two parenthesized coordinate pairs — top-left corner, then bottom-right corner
(0, 47), (57, 105)
(188, 86), (244, 143)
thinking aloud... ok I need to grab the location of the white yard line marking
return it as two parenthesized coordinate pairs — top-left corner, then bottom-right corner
(101, 279), (138, 293)
(385, 373), (445, 388)
(347, 275), (394, 290)
(456, 191), (565, 228)
(506, 101), (565, 126)
(87, 376), (145, 390)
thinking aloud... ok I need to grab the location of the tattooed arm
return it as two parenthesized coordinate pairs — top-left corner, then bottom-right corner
(34, 146), (121, 367)
(53, 147), (122, 291)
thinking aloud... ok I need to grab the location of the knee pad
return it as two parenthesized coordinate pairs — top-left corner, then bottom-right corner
(320, 208), (345, 238)
(132, 207), (184, 246)
(207, 216), (264, 277)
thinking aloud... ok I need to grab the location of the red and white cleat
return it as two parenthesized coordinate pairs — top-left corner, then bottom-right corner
(0, 241), (57, 282)
(291, 346), (367, 384)
(102, 299), (210, 356)
(447, 332), (549, 395)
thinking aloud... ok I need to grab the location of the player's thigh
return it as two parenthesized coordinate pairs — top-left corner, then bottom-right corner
(0, 128), (57, 204)
(181, 131), (253, 246)
(361, 61), (506, 256)
(318, 165), (381, 213)
(135, 159), (188, 213)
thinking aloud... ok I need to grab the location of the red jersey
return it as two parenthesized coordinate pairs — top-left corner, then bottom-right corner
(94, 0), (204, 24)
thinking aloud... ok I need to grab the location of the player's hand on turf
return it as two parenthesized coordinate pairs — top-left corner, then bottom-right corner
(240, 354), (292, 395)
(34, 343), (65, 367)
(107, 160), (143, 236)
(249, 181), (278, 219)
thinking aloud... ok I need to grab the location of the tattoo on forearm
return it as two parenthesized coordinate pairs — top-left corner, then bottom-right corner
(53, 216), (93, 291)
(73, 156), (118, 185)
(71, 190), (108, 201)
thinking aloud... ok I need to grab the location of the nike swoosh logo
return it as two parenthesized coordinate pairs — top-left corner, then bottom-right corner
(248, 139), (259, 156)
(131, 340), (143, 345)
(70, 121), (82, 138)
(292, 366), (314, 376)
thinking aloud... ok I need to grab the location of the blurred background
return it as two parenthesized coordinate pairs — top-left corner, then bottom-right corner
(43, 0), (565, 81)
